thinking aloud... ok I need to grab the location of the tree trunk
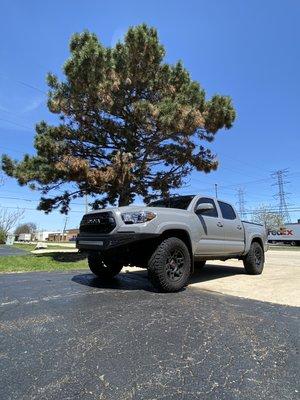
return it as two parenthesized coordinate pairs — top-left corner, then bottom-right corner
(118, 184), (131, 206)
(118, 193), (131, 206)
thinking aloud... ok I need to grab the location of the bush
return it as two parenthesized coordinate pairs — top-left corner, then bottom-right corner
(0, 229), (6, 244)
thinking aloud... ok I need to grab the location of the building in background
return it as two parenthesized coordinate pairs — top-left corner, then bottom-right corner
(33, 231), (59, 242)
(48, 229), (79, 242)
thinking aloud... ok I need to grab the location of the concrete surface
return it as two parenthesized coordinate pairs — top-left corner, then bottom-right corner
(31, 249), (78, 254)
(190, 250), (300, 307)
(0, 245), (27, 257)
(0, 270), (299, 400)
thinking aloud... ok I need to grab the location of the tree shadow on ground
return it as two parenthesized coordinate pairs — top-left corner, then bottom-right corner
(35, 252), (87, 263)
(72, 263), (245, 292)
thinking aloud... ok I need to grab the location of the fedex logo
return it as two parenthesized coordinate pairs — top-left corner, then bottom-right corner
(268, 228), (294, 236)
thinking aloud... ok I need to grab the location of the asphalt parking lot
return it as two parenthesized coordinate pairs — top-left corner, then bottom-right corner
(0, 245), (27, 257)
(0, 257), (299, 400)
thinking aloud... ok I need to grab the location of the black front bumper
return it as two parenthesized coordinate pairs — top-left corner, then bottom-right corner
(76, 232), (159, 251)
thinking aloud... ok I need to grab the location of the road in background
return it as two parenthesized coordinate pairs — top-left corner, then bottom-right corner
(0, 245), (27, 257)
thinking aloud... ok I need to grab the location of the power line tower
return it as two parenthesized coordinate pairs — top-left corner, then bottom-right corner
(271, 169), (291, 223)
(236, 188), (247, 220)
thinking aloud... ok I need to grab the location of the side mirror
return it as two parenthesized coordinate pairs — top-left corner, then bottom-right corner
(196, 203), (214, 213)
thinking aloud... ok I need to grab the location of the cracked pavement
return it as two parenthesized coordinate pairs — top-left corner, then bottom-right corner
(0, 270), (299, 399)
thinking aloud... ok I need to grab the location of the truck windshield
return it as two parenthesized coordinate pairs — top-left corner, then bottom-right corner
(147, 195), (195, 210)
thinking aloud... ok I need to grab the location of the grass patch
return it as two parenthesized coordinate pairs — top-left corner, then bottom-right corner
(13, 243), (75, 251)
(0, 252), (88, 273)
(13, 243), (36, 252)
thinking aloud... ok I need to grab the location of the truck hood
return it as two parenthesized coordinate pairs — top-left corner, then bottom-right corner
(86, 205), (190, 215)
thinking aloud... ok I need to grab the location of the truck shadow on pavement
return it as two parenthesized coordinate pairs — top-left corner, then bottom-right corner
(190, 264), (245, 284)
(72, 264), (245, 292)
(35, 252), (87, 262)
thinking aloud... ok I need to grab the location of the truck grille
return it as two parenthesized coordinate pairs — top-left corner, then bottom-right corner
(80, 212), (116, 234)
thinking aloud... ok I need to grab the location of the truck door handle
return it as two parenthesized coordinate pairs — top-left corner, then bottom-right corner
(217, 222), (223, 227)
(237, 225), (242, 230)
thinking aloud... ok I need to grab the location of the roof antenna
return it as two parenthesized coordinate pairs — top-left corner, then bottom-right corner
(214, 183), (218, 199)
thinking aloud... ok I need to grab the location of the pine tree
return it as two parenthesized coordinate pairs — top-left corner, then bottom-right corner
(2, 24), (236, 213)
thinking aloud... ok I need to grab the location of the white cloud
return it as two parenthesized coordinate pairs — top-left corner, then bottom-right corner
(21, 97), (45, 114)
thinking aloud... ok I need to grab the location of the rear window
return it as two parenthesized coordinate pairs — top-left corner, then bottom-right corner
(218, 201), (236, 220)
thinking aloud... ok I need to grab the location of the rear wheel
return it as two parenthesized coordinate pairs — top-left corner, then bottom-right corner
(243, 242), (264, 275)
(148, 237), (191, 292)
(88, 252), (123, 279)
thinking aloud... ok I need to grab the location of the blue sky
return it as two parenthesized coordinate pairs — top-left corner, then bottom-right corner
(0, 0), (299, 231)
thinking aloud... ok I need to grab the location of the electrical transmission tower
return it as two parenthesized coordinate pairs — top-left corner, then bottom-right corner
(271, 169), (291, 223)
(236, 188), (247, 220)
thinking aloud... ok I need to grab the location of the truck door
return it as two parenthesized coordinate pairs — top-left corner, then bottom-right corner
(194, 197), (225, 255)
(217, 201), (245, 254)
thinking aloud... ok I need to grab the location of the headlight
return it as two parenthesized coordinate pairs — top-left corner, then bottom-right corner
(121, 211), (156, 224)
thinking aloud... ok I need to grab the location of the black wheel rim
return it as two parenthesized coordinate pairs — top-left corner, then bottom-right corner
(254, 247), (263, 267)
(165, 249), (185, 282)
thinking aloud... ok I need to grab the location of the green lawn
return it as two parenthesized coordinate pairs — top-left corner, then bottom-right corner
(0, 252), (88, 273)
(12, 243), (36, 251)
(13, 243), (75, 251)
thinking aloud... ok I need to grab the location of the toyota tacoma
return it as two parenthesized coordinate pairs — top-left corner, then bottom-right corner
(76, 195), (268, 292)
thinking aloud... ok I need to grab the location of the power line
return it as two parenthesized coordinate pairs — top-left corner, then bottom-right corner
(0, 205), (83, 213)
(0, 195), (86, 207)
(0, 117), (32, 131)
(0, 73), (47, 95)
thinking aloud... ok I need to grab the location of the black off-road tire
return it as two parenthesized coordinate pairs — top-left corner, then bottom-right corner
(243, 242), (264, 275)
(148, 237), (191, 292)
(194, 260), (206, 269)
(88, 252), (123, 279)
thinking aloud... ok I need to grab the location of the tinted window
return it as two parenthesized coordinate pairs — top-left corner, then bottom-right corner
(195, 197), (218, 218)
(148, 195), (195, 210)
(218, 201), (236, 220)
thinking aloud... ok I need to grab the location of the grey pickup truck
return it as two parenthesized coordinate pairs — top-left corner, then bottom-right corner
(76, 195), (268, 292)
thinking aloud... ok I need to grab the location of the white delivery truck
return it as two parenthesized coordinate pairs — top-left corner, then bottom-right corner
(268, 223), (300, 246)
(18, 233), (32, 242)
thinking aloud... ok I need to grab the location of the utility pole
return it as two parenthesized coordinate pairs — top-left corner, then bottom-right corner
(62, 216), (68, 242)
(214, 183), (218, 199)
(271, 169), (291, 223)
(236, 187), (247, 220)
(85, 193), (88, 214)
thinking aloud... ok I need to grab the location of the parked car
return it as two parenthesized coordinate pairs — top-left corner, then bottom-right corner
(76, 195), (268, 292)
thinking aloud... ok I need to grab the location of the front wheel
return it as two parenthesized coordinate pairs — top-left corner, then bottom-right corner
(88, 252), (123, 280)
(243, 242), (264, 275)
(148, 237), (191, 292)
